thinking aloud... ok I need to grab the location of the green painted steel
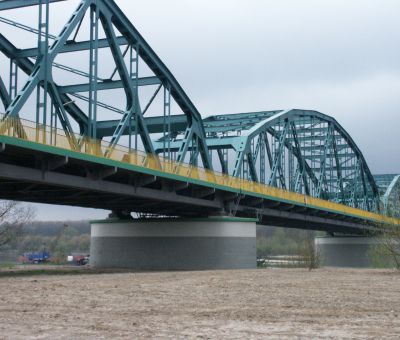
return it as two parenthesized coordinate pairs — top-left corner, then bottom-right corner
(0, 0), (394, 217)
(156, 109), (380, 212)
(374, 174), (400, 217)
(0, 0), (212, 170)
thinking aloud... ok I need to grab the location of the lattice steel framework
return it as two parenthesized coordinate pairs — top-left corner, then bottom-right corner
(0, 0), (383, 214)
(0, 0), (212, 169)
(375, 174), (400, 217)
(154, 109), (380, 212)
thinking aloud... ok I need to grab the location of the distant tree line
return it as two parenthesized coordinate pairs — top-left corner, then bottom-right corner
(1, 220), (91, 261)
(24, 220), (91, 237)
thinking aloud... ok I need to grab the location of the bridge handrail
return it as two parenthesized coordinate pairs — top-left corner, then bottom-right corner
(0, 114), (398, 227)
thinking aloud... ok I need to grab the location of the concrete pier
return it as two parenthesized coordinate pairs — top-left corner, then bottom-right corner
(315, 236), (377, 268)
(90, 217), (257, 270)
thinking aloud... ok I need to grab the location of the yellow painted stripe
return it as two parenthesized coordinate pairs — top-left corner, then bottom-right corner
(0, 115), (399, 227)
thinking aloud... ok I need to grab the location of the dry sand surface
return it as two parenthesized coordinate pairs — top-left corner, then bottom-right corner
(0, 267), (400, 339)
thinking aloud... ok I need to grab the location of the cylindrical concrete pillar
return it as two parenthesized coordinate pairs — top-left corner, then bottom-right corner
(315, 236), (377, 268)
(90, 217), (257, 270)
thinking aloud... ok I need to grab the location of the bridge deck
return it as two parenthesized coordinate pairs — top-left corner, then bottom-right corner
(0, 115), (398, 230)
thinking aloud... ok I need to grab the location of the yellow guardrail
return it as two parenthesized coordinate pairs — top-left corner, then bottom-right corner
(0, 115), (399, 227)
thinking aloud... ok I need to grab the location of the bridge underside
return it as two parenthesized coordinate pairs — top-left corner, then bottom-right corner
(0, 138), (376, 235)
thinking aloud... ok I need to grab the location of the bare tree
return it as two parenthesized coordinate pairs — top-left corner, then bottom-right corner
(298, 231), (321, 270)
(373, 223), (400, 269)
(0, 201), (35, 248)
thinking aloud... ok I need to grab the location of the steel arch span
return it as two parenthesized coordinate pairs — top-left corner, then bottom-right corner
(154, 109), (380, 212)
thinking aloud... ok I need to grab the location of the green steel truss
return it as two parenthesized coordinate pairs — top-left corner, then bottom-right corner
(0, 0), (386, 214)
(0, 0), (212, 168)
(374, 174), (400, 217)
(153, 109), (380, 212)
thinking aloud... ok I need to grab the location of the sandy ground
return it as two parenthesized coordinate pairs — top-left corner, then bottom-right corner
(0, 268), (400, 339)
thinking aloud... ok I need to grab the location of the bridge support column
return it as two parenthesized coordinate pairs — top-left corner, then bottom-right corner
(90, 217), (257, 270)
(315, 236), (377, 268)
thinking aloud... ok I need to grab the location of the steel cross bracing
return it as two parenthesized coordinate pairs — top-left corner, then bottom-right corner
(374, 174), (400, 218)
(0, 0), (387, 220)
(0, 0), (212, 169)
(153, 109), (381, 213)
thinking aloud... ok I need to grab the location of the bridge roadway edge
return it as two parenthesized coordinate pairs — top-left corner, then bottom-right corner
(0, 135), (390, 231)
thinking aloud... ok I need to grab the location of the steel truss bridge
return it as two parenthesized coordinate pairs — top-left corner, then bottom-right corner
(0, 0), (398, 234)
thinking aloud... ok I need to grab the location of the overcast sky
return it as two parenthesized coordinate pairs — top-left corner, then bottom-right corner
(1, 0), (399, 220)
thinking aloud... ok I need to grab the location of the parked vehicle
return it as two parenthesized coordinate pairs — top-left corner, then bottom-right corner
(67, 254), (89, 266)
(19, 251), (50, 264)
